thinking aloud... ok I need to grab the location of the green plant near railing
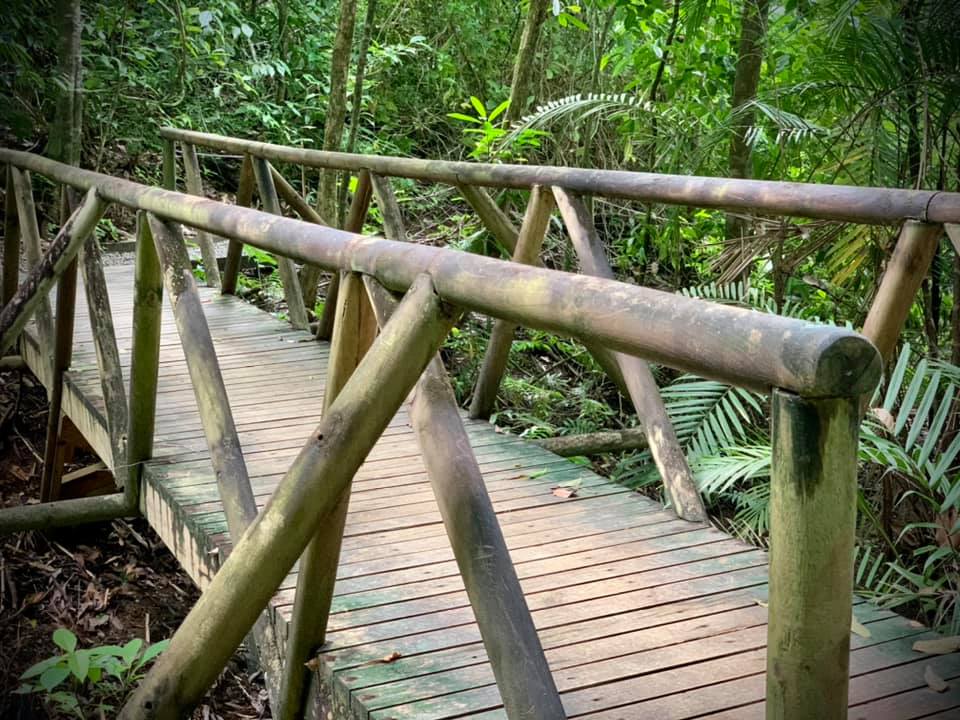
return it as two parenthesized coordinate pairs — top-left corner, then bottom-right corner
(15, 629), (169, 718)
(447, 97), (548, 161)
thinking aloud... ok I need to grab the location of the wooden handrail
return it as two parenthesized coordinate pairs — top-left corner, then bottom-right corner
(0, 149), (881, 398)
(159, 127), (960, 225)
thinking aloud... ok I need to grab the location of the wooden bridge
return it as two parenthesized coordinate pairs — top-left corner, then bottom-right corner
(1, 132), (959, 719)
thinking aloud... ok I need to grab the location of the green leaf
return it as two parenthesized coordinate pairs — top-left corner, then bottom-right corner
(119, 638), (143, 666)
(39, 666), (70, 692)
(53, 628), (77, 653)
(68, 649), (90, 682)
(487, 100), (511, 122)
(446, 112), (482, 124)
(469, 96), (487, 118)
(21, 655), (64, 680)
(136, 639), (170, 669)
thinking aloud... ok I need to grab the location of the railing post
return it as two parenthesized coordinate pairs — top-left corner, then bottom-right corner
(250, 156), (310, 330)
(121, 275), (458, 720)
(2, 165), (20, 307)
(459, 183), (519, 256)
(220, 154), (253, 296)
(179, 141), (222, 288)
(862, 220), (943, 364)
(125, 212), (162, 508)
(767, 389), (860, 719)
(9, 168), (54, 356)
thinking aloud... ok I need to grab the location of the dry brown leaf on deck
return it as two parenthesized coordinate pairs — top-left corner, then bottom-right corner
(851, 617), (871, 638)
(304, 657), (320, 671)
(552, 487), (577, 499)
(379, 651), (402, 664)
(913, 636), (960, 655)
(925, 665), (949, 692)
(870, 407), (895, 432)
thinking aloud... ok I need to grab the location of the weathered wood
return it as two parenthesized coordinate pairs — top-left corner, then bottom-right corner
(371, 173), (407, 241)
(146, 213), (257, 537)
(9, 168), (54, 350)
(767, 389), (859, 720)
(278, 271), (367, 720)
(221, 154), (254, 295)
(470, 186), (553, 420)
(532, 427), (648, 456)
(0, 355), (26, 370)
(0, 188), (107, 355)
(2, 150), (883, 397)
(316, 169), (373, 340)
(159, 127), (960, 226)
(126, 212), (163, 506)
(120, 275), (457, 720)
(2, 166), (20, 306)
(459, 183), (517, 255)
(368, 278), (565, 720)
(250, 156), (310, 330)
(553, 185), (706, 521)
(0, 493), (134, 535)
(179, 141), (222, 288)
(861, 220), (943, 364)
(80, 231), (127, 475)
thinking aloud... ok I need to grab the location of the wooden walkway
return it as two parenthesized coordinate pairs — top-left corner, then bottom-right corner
(20, 264), (960, 719)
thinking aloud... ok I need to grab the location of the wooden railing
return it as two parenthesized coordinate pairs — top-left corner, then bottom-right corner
(0, 139), (953, 719)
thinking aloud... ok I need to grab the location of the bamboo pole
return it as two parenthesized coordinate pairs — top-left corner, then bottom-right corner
(250, 157), (310, 330)
(767, 389), (860, 719)
(553, 186), (706, 521)
(861, 220), (943, 364)
(0, 188), (107, 356)
(277, 271), (367, 720)
(0, 150), (883, 398)
(146, 214), (257, 537)
(470, 186), (553, 419)
(221, 154), (254, 296)
(125, 213), (162, 507)
(0, 493), (135, 535)
(80, 229), (128, 474)
(120, 275), (457, 720)
(179, 141), (222, 288)
(459, 183), (517, 255)
(158, 127), (960, 226)
(9, 168), (54, 351)
(532, 427), (648, 456)
(2, 166), (20, 306)
(366, 277), (565, 720)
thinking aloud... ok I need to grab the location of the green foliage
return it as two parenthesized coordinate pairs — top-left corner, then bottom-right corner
(448, 96), (547, 161)
(15, 629), (169, 716)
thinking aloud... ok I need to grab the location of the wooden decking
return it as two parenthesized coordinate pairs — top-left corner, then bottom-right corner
(20, 264), (960, 719)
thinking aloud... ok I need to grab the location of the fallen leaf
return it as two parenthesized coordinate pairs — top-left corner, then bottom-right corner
(851, 617), (871, 638)
(913, 636), (960, 655)
(379, 651), (402, 664)
(755, 600), (768, 608)
(925, 665), (949, 692)
(552, 487), (577, 499)
(304, 657), (320, 671)
(909, 620), (926, 629)
(870, 407), (895, 432)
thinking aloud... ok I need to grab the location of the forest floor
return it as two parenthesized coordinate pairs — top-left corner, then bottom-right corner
(0, 367), (268, 720)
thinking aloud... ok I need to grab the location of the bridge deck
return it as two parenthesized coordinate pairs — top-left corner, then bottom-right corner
(20, 264), (960, 719)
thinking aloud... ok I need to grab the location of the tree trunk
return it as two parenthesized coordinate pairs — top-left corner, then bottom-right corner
(47, 0), (83, 165)
(505, 0), (551, 125)
(274, 0), (290, 103)
(725, 0), (769, 245)
(317, 0), (359, 224)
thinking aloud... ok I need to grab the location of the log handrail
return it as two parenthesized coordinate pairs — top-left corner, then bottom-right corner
(158, 127), (960, 225)
(0, 148), (881, 398)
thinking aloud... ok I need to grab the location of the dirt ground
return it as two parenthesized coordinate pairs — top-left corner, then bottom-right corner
(0, 367), (269, 719)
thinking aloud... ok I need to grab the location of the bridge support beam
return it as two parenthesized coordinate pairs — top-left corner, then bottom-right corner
(767, 390), (859, 720)
(120, 274), (458, 720)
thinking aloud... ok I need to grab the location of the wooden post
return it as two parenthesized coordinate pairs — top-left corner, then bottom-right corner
(371, 172), (407, 241)
(9, 168), (54, 352)
(179, 141), (222, 288)
(552, 185), (706, 521)
(120, 275), (457, 720)
(862, 220), (943, 364)
(250, 156), (310, 329)
(220, 154), (254, 295)
(79, 231), (128, 475)
(532, 426), (648, 456)
(2, 166), (20, 307)
(0, 188), (108, 356)
(277, 271), (367, 720)
(470, 186), (553, 419)
(316, 168), (372, 340)
(125, 212), (162, 508)
(459, 183), (518, 255)
(367, 277), (565, 720)
(146, 214), (258, 536)
(767, 389), (860, 719)
(0, 493), (134, 535)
